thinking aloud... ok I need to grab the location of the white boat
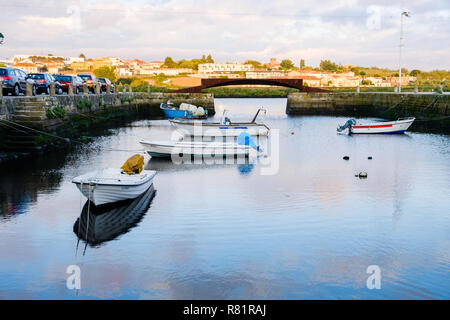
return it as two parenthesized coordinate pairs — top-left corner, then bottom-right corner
(170, 108), (270, 137)
(72, 168), (157, 206)
(139, 140), (257, 158)
(337, 117), (415, 134)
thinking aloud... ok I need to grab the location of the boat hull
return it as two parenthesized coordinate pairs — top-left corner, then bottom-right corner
(170, 120), (270, 137)
(140, 140), (254, 158)
(73, 170), (157, 206)
(351, 118), (415, 134)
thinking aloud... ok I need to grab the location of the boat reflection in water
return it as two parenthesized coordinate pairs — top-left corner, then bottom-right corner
(73, 184), (156, 247)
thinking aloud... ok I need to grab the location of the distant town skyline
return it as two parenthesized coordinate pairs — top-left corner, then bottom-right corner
(0, 0), (449, 71)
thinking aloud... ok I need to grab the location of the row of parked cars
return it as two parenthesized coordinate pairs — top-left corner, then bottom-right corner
(0, 67), (115, 96)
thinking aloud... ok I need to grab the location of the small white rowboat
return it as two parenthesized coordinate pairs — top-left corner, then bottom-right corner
(72, 168), (157, 206)
(338, 117), (415, 134)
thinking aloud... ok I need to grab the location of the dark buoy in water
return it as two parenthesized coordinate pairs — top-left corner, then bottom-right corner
(358, 172), (368, 178)
(291, 131), (294, 135)
(368, 156), (372, 160)
(343, 156), (350, 160)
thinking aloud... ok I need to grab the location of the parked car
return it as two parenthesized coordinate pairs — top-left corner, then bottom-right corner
(78, 73), (99, 93)
(26, 73), (63, 95)
(53, 74), (84, 94)
(0, 67), (37, 96)
(98, 77), (115, 93)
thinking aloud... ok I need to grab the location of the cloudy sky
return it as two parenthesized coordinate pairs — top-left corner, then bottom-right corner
(0, 0), (448, 70)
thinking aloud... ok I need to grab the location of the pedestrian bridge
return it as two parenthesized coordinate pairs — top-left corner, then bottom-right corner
(173, 78), (331, 93)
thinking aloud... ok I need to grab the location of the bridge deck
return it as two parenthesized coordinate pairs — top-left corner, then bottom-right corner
(173, 78), (330, 93)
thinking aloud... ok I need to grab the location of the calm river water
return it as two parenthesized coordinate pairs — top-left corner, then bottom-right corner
(0, 98), (449, 299)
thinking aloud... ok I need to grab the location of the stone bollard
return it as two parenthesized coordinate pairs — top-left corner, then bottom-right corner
(356, 85), (360, 93)
(50, 83), (56, 96)
(106, 84), (111, 94)
(95, 82), (101, 95)
(0, 80), (3, 98)
(128, 85), (132, 93)
(414, 86), (418, 94)
(83, 84), (88, 95)
(68, 84), (74, 96)
(26, 82), (33, 96)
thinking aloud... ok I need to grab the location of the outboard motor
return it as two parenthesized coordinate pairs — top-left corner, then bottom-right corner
(337, 119), (356, 133)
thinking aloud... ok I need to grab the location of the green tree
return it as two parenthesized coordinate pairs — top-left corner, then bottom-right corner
(359, 71), (366, 76)
(320, 59), (338, 72)
(0, 63), (6, 67)
(206, 54), (214, 63)
(300, 59), (305, 69)
(163, 57), (177, 68)
(79, 53), (86, 59)
(245, 60), (264, 69)
(93, 66), (116, 82)
(117, 77), (133, 85)
(410, 69), (421, 77)
(280, 59), (295, 70)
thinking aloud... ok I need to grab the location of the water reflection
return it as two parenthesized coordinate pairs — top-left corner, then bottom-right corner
(73, 185), (156, 247)
(0, 153), (67, 220)
(146, 157), (257, 176)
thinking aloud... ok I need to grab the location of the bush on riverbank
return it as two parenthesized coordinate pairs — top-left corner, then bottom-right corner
(329, 85), (448, 93)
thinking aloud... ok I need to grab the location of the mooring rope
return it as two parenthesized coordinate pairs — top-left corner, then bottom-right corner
(379, 94), (409, 116)
(0, 118), (146, 153)
(83, 183), (92, 256)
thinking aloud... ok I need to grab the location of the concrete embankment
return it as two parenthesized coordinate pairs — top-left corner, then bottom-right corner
(0, 92), (214, 153)
(286, 92), (449, 117)
(286, 92), (450, 133)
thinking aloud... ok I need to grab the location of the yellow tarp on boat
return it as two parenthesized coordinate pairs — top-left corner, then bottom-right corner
(121, 154), (144, 174)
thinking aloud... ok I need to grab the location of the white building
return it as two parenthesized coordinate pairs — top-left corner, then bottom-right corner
(139, 68), (193, 76)
(116, 66), (133, 77)
(147, 61), (164, 69)
(198, 62), (253, 74)
(64, 56), (85, 65)
(246, 70), (289, 79)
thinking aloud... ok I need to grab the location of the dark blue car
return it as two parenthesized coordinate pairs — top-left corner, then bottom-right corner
(0, 67), (37, 96)
(26, 73), (63, 95)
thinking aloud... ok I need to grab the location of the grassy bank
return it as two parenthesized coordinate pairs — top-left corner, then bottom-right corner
(203, 87), (300, 98)
(329, 86), (448, 93)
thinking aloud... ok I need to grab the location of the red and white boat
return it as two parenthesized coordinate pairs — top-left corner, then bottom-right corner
(338, 117), (415, 134)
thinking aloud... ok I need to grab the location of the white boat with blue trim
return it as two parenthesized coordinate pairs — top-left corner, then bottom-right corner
(139, 132), (262, 158)
(170, 108), (270, 137)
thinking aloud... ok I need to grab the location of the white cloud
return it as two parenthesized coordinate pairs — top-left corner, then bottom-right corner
(0, 0), (448, 70)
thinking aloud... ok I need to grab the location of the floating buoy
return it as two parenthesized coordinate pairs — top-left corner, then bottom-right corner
(343, 156), (350, 160)
(358, 172), (368, 178)
(291, 131), (294, 135)
(368, 156), (372, 160)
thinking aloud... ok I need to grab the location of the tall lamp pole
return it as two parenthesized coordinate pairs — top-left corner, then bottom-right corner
(398, 11), (410, 93)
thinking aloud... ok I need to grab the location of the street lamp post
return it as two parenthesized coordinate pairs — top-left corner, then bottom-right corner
(398, 11), (410, 93)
